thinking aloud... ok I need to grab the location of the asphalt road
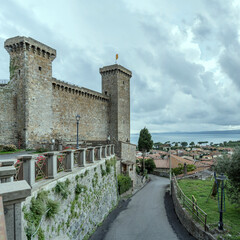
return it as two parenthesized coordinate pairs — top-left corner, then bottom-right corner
(103, 175), (181, 240)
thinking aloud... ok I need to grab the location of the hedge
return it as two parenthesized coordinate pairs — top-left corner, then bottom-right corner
(117, 174), (132, 195)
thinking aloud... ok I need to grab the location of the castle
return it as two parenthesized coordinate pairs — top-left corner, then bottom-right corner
(0, 36), (136, 172)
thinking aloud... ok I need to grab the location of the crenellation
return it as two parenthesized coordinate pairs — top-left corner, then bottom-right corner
(5, 36), (56, 62)
(51, 79), (109, 102)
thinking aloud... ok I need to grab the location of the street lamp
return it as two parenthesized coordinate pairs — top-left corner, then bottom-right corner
(76, 114), (80, 149)
(217, 173), (226, 230)
(169, 146), (172, 195)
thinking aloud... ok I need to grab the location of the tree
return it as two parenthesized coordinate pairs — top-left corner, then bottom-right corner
(138, 127), (153, 172)
(138, 127), (153, 152)
(145, 158), (156, 173)
(189, 141), (195, 147)
(215, 148), (240, 207)
(181, 142), (188, 148)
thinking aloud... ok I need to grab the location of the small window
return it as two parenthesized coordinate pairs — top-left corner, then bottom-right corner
(105, 91), (107, 95)
(18, 70), (21, 75)
(123, 81), (124, 84)
(39, 66), (42, 71)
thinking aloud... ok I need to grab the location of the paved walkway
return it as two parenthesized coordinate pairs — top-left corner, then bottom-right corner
(0, 151), (32, 161)
(104, 175), (179, 240)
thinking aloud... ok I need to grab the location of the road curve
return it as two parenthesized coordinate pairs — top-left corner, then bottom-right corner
(104, 175), (178, 240)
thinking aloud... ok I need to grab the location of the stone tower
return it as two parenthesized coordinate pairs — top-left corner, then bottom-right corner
(100, 64), (132, 151)
(4, 36), (56, 147)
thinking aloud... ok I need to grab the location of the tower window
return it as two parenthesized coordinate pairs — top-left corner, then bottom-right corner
(39, 66), (42, 71)
(105, 91), (107, 95)
(123, 81), (124, 84)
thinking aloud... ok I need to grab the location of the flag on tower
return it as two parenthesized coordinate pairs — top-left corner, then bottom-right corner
(116, 54), (118, 60)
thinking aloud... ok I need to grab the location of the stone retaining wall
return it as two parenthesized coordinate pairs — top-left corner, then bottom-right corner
(171, 180), (216, 240)
(22, 157), (118, 240)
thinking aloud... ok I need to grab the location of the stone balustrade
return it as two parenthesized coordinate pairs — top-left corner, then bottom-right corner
(0, 180), (31, 240)
(0, 144), (115, 240)
(0, 144), (114, 188)
(95, 146), (102, 160)
(0, 166), (16, 183)
(102, 146), (107, 158)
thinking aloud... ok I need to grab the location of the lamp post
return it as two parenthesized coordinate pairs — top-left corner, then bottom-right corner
(217, 173), (226, 230)
(169, 146), (172, 195)
(76, 114), (80, 149)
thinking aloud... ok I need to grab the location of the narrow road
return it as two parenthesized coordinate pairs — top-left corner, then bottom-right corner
(104, 175), (178, 240)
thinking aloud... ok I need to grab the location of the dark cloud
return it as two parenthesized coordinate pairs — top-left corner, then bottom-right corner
(219, 48), (240, 89)
(192, 15), (212, 40)
(1, 0), (240, 133)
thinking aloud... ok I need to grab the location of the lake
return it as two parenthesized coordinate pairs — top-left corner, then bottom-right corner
(130, 132), (240, 145)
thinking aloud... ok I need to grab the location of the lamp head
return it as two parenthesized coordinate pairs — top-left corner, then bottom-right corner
(76, 114), (80, 122)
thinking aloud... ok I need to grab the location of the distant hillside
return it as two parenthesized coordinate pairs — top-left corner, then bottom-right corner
(131, 129), (240, 135)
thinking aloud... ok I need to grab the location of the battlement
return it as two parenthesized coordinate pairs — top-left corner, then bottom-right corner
(100, 64), (132, 78)
(4, 36), (56, 61)
(52, 78), (109, 102)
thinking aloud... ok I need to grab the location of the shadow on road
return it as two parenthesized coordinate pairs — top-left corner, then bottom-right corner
(164, 190), (196, 240)
(89, 198), (131, 240)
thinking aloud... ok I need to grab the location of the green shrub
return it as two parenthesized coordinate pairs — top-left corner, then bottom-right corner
(75, 183), (87, 195)
(172, 163), (196, 175)
(187, 164), (196, 172)
(54, 181), (70, 199)
(136, 165), (141, 175)
(105, 160), (111, 174)
(145, 158), (156, 173)
(23, 190), (59, 240)
(117, 174), (132, 195)
(2, 144), (17, 152)
(46, 199), (60, 218)
(35, 147), (48, 153)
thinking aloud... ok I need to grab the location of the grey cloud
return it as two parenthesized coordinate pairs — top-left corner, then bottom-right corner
(219, 48), (240, 89)
(192, 15), (212, 40)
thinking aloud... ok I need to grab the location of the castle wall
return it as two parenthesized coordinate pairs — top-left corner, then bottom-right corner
(24, 51), (54, 147)
(51, 80), (110, 142)
(1, 37), (132, 153)
(120, 141), (136, 162)
(0, 87), (17, 145)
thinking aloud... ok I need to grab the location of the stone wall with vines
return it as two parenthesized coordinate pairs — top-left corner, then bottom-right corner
(22, 157), (118, 240)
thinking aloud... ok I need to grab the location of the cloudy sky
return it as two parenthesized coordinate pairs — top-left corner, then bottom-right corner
(1, 0), (240, 134)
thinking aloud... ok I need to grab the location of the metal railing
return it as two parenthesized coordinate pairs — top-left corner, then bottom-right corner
(173, 174), (208, 231)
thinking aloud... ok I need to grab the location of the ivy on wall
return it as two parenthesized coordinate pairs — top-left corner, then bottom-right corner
(22, 157), (118, 240)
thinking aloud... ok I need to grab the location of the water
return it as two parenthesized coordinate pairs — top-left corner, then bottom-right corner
(130, 132), (240, 145)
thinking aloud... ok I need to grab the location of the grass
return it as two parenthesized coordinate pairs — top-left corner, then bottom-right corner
(0, 149), (25, 155)
(178, 179), (240, 239)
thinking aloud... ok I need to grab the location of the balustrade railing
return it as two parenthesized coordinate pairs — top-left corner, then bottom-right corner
(57, 154), (66, 172)
(14, 159), (23, 181)
(35, 155), (48, 181)
(5, 144), (114, 187)
(86, 149), (90, 163)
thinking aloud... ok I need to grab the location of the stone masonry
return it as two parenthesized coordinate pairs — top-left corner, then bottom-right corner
(0, 36), (136, 175)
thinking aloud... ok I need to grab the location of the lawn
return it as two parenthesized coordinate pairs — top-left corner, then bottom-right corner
(178, 179), (240, 240)
(0, 149), (25, 155)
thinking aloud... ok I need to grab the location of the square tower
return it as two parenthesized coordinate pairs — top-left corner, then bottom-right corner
(4, 36), (56, 147)
(100, 64), (132, 145)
